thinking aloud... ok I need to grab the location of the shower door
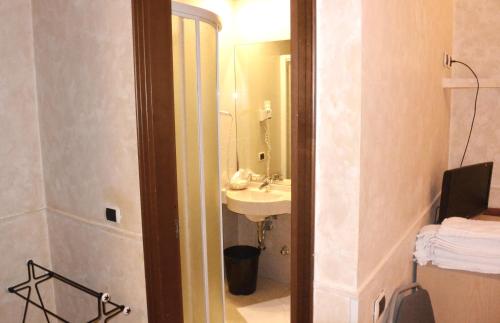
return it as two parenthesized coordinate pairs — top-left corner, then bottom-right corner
(171, 6), (224, 323)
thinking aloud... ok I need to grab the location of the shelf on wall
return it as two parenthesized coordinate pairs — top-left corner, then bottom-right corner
(442, 78), (500, 89)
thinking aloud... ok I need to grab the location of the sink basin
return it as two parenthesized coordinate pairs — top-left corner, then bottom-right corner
(224, 184), (291, 222)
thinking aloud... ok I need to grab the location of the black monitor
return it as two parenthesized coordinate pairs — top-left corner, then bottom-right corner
(437, 162), (494, 224)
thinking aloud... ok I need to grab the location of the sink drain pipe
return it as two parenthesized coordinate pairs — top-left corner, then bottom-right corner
(256, 218), (273, 250)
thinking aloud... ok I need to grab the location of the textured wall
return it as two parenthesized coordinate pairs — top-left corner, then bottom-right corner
(0, 0), (54, 321)
(314, 0), (453, 321)
(314, 0), (362, 321)
(450, 0), (500, 206)
(0, 211), (55, 322)
(358, 0), (453, 321)
(46, 210), (147, 321)
(31, 0), (147, 322)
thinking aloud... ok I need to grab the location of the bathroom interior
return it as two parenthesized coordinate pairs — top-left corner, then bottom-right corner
(171, 1), (292, 322)
(2, 0), (500, 322)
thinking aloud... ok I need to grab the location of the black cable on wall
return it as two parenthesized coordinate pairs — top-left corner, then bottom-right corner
(451, 59), (480, 167)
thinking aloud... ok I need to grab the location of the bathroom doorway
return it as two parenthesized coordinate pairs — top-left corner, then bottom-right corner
(131, 0), (315, 322)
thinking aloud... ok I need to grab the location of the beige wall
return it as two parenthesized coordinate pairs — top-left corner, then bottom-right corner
(450, 0), (500, 207)
(31, 0), (147, 321)
(314, 0), (453, 322)
(0, 0), (54, 321)
(314, 0), (362, 321)
(358, 0), (453, 321)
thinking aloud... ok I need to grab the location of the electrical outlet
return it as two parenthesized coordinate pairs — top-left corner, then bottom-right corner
(105, 207), (121, 223)
(373, 292), (386, 323)
(258, 152), (266, 161)
(443, 52), (452, 68)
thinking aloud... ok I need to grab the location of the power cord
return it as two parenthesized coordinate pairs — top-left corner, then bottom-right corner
(263, 119), (271, 177)
(451, 59), (480, 167)
(433, 206), (441, 224)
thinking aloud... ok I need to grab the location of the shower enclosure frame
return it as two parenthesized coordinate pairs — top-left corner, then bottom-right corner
(131, 0), (316, 322)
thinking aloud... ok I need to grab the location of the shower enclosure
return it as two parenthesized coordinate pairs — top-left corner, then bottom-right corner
(171, 3), (224, 323)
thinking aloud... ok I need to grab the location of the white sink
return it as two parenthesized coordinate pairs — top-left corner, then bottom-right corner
(224, 183), (291, 222)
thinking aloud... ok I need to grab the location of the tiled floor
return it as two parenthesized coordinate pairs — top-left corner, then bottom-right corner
(224, 277), (290, 323)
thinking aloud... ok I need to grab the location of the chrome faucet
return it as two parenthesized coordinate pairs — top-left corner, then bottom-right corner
(259, 173), (283, 190)
(259, 177), (272, 190)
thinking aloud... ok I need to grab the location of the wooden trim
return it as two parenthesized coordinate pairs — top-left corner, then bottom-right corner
(132, 0), (316, 322)
(131, 1), (184, 322)
(485, 208), (500, 216)
(291, 0), (316, 322)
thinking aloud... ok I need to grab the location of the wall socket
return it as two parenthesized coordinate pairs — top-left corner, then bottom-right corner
(373, 291), (386, 323)
(258, 152), (266, 161)
(443, 52), (452, 68)
(105, 207), (121, 223)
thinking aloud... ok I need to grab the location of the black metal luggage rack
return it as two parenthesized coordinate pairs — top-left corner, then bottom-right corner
(8, 260), (131, 323)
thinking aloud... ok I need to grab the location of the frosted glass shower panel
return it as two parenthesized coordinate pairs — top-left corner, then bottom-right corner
(199, 21), (224, 323)
(172, 12), (224, 323)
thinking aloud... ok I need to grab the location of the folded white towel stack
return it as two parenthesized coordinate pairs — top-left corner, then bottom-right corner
(414, 217), (500, 274)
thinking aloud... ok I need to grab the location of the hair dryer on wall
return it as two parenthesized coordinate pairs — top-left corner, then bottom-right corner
(259, 100), (272, 122)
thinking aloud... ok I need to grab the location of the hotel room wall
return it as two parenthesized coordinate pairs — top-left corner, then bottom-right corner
(314, 0), (363, 321)
(31, 1), (147, 321)
(314, 0), (453, 321)
(449, 0), (500, 207)
(0, 0), (55, 321)
(358, 0), (453, 321)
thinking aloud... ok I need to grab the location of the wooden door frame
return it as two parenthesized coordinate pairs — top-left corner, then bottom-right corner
(131, 0), (315, 322)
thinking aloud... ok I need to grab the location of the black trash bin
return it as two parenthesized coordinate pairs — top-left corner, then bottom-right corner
(224, 245), (261, 295)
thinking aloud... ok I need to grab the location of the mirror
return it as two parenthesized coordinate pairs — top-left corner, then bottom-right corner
(234, 40), (291, 181)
